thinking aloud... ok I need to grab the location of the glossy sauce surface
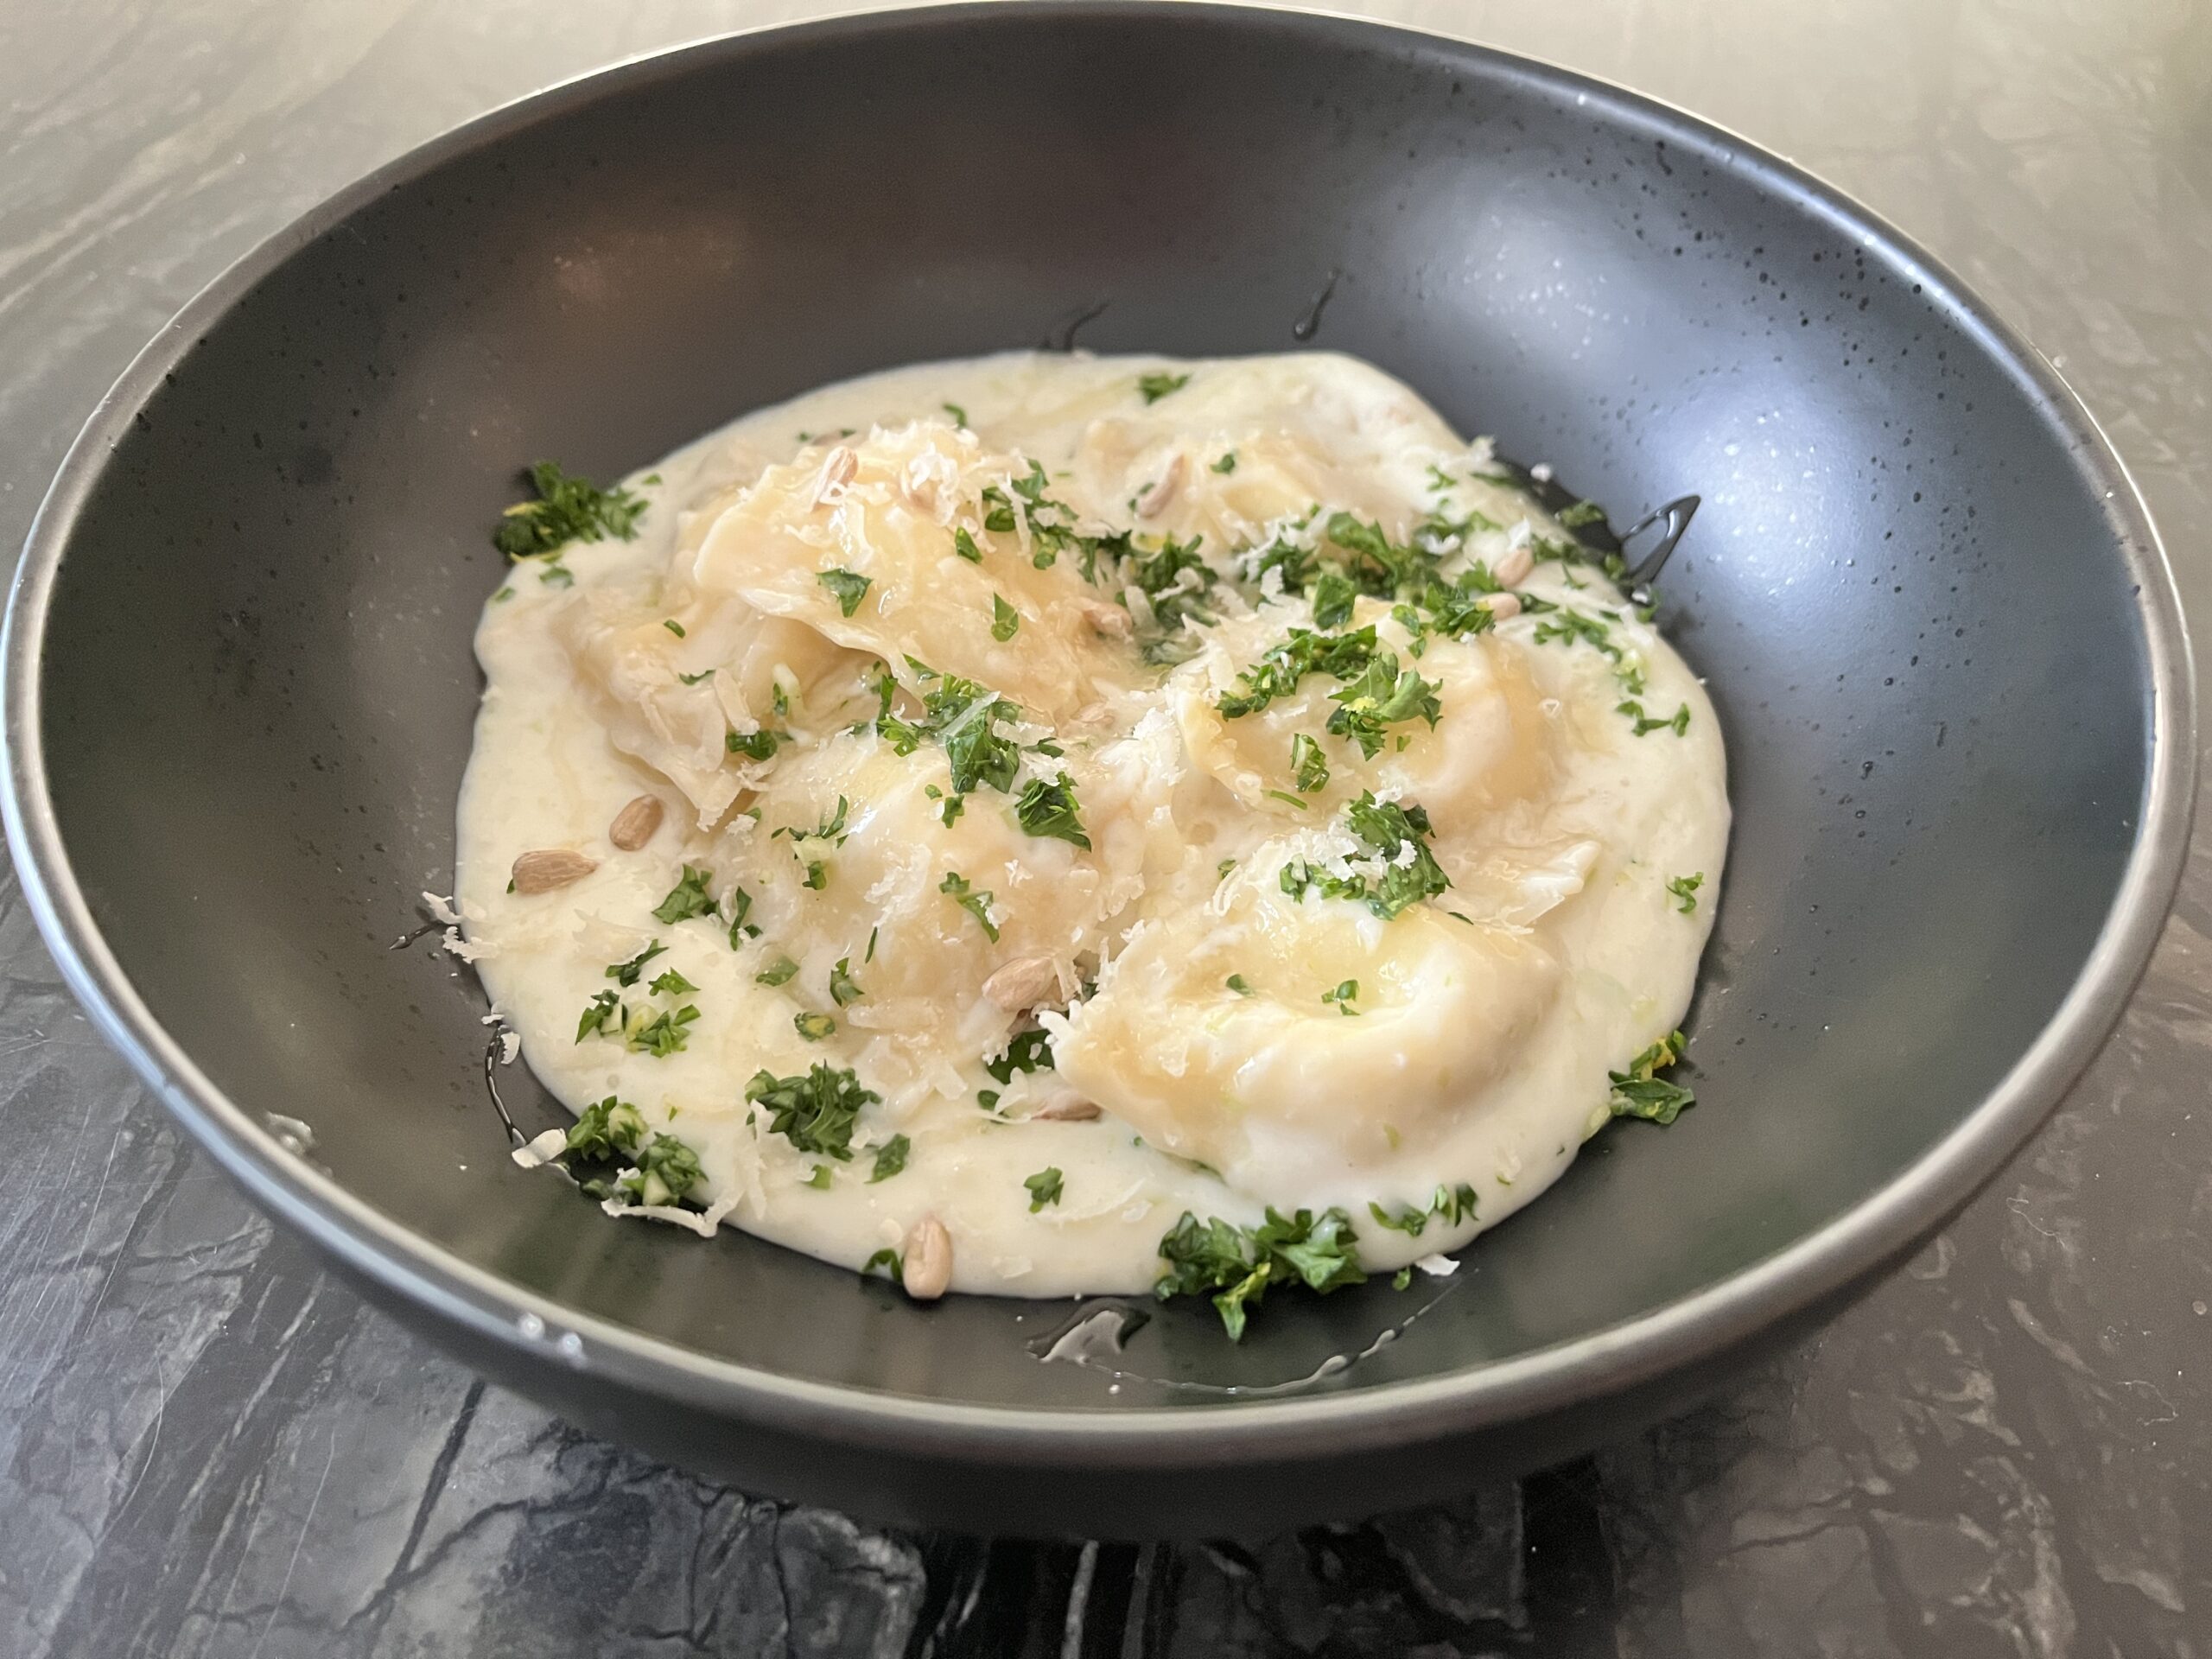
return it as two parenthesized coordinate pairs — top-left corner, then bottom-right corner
(455, 352), (1729, 1296)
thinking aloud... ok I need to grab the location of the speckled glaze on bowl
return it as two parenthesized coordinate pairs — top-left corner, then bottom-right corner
(0, 3), (2190, 1537)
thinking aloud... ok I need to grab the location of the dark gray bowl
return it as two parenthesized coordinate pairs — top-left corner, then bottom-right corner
(0, 3), (2190, 1538)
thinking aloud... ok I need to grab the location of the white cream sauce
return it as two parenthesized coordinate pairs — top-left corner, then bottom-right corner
(454, 351), (1728, 1299)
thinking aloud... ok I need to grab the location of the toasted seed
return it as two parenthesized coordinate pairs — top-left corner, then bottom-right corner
(902, 1215), (952, 1300)
(982, 956), (1059, 1012)
(816, 445), (858, 505)
(1493, 542), (1535, 587)
(608, 794), (665, 851)
(1032, 1094), (1102, 1122)
(511, 849), (597, 894)
(1137, 451), (1186, 519)
(1079, 599), (1134, 639)
(1486, 591), (1523, 620)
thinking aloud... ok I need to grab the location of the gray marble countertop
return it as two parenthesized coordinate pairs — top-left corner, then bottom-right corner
(1, 1), (2206, 1653)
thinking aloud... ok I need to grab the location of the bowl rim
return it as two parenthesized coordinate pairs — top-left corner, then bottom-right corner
(2, 0), (2195, 1468)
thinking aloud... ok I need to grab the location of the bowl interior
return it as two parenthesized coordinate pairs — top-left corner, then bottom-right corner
(22, 6), (2162, 1410)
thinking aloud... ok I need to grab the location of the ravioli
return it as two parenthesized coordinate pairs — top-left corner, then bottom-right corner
(1053, 866), (1561, 1183)
(454, 351), (1729, 1323)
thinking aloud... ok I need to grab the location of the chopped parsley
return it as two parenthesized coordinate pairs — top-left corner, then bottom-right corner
(995, 458), (1114, 573)
(818, 568), (872, 617)
(775, 795), (849, 844)
(1226, 974), (1255, 996)
(1321, 978), (1361, 1015)
(626, 1004), (699, 1057)
(1263, 789), (1310, 810)
(663, 619), (686, 638)
(1392, 602), (1428, 653)
(879, 663), (1023, 806)
(1125, 533), (1218, 642)
(493, 461), (647, 558)
(575, 990), (620, 1042)
(864, 1247), (904, 1283)
(621, 1134), (704, 1208)
(943, 401), (969, 427)
(1137, 371), (1191, 404)
(1211, 451), (1237, 474)
(651, 865), (718, 925)
(1608, 1031), (1695, 1125)
(1290, 733), (1330, 794)
(1556, 499), (1606, 528)
(647, 968), (698, 996)
(869, 1134), (911, 1183)
(1154, 1207), (1365, 1341)
(1024, 1166), (1065, 1211)
(1667, 873), (1705, 913)
(555, 1100), (702, 1208)
(990, 594), (1020, 641)
(727, 728), (784, 761)
(1322, 512), (1434, 601)
(940, 871), (1001, 941)
(1217, 625), (1379, 719)
(1533, 607), (1621, 662)
(564, 1096), (645, 1161)
(803, 1165), (834, 1189)
(830, 957), (864, 1006)
(605, 941), (667, 987)
(1310, 569), (1357, 630)
(754, 955), (800, 987)
(1416, 501), (1503, 548)
(746, 1062), (879, 1160)
(1368, 1201), (1428, 1236)
(1368, 1182), (1478, 1237)
(1421, 579), (1503, 640)
(794, 1010), (836, 1041)
(1326, 652), (1442, 759)
(1013, 772), (1090, 848)
(803, 860), (830, 891)
(679, 669), (715, 685)
(953, 527), (983, 563)
(1530, 534), (1590, 577)
(1619, 700), (1691, 737)
(986, 1027), (1055, 1084)
(725, 887), (754, 948)
(1245, 524), (1321, 594)
(1279, 792), (1451, 920)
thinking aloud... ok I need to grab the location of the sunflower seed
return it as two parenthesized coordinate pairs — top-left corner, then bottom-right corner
(511, 849), (597, 894)
(608, 795), (664, 851)
(902, 1215), (953, 1300)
